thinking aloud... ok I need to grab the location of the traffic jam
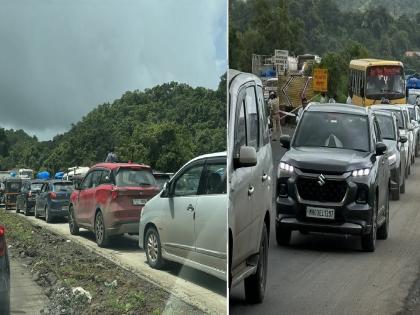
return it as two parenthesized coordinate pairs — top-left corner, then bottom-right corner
(229, 58), (420, 304)
(0, 153), (227, 312)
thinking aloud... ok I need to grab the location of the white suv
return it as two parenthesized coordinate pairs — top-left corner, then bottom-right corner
(228, 70), (274, 303)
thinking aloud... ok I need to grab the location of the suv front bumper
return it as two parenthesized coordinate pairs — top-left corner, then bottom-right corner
(276, 196), (373, 236)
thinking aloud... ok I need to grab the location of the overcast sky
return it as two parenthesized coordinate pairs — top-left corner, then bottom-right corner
(0, 0), (227, 140)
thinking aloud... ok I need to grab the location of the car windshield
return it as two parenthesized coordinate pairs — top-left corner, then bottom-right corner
(293, 111), (370, 152)
(380, 109), (404, 129)
(30, 183), (43, 191)
(53, 182), (73, 191)
(366, 66), (405, 97)
(376, 114), (396, 140)
(115, 168), (156, 187)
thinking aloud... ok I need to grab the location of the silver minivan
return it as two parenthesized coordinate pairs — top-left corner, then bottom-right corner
(138, 152), (227, 281)
(229, 70), (274, 303)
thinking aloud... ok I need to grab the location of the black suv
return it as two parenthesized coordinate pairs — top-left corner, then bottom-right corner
(276, 104), (390, 252)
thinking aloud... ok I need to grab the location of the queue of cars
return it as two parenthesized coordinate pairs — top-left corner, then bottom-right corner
(5, 159), (227, 282)
(228, 70), (420, 304)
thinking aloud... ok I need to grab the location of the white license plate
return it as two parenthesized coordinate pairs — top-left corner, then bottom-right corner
(306, 206), (335, 220)
(132, 199), (148, 206)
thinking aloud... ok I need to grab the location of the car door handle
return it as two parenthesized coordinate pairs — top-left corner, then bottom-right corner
(186, 204), (195, 212)
(262, 173), (268, 182)
(248, 186), (255, 196)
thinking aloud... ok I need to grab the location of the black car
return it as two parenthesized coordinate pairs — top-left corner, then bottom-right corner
(16, 180), (45, 216)
(372, 110), (408, 200)
(276, 103), (390, 252)
(0, 224), (10, 314)
(34, 180), (73, 223)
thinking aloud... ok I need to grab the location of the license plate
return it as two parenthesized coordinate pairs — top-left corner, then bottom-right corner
(132, 199), (148, 206)
(306, 206), (335, 220)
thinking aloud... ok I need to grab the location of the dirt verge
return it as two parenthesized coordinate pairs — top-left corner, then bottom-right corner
(0, 209), (204, 314)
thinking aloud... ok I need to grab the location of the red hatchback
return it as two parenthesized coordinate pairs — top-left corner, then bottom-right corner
(68, 162), (159, 247)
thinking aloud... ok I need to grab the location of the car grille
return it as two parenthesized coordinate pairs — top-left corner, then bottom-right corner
(296, 177), (347, 203)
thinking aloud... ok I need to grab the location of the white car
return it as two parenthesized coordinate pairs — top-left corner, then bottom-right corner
(139, 152), (227, 281)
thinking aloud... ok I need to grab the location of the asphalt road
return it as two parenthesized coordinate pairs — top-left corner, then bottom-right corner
(230, 137), (420, 315)
(13, 213), (226, 315)
(10, 257), (46, 314)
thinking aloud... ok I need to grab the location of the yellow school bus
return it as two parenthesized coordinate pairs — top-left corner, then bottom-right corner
(349, 59), (406, 106)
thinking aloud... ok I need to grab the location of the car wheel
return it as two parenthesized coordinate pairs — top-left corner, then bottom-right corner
(361, 197), (377, 252)
(276, 225), (291, 246)
(377, 191), (389, 240)
(416, 142), (420, 157)
(24, 202), (29, 216)
(45, 206), (52, 223)
(94, 211), (109, 247)
(244, 223), (268, 304)
(68, 206), (79, 235)
(145, 227), (165, 269)
(34, 205), (40, 218)
(0, 291), (10, 315)
(401, 174), (406, 194)
(392, 173), (400, 201)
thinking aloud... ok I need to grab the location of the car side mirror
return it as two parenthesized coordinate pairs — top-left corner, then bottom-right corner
(376, 142), (387, 156)
(280, 135), (291, 149)
(238, 146), (257, 167)
(399, 135), (408, 143)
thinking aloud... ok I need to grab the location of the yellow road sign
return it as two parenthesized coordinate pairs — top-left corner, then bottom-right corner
(313, 68), (328, 92)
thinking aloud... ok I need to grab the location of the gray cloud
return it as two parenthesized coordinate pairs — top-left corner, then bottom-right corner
(0, 0), (227, 140)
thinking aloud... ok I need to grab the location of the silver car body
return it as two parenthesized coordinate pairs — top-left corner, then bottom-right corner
(228, 70), (274, 287)
(401, 105), (416, 162)
(406, 104), (420, 156)
(371, 105), (412, 173)
(139, 152), (227, 281)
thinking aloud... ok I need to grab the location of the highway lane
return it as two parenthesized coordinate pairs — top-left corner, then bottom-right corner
(230, 138), (420, 315)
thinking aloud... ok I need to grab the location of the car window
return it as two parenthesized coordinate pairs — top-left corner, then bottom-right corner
(115, 168), (156, 187)
(173, 164), (204, 197)
(373, 119), (382, 142)
(81, 172), (94, 189)
(91, 171), (102, 188)
(31, 183), (43, 191)
(376, 115), (396, 140)
(234, 97), (247, 159)
(203, 162), (227, 195)
(99, 170), (112, 185)
(293, 112), (370, 152)
(53, 182), (73, 192)
(246, 86), (259, 149)
(256, 84), (269, 145)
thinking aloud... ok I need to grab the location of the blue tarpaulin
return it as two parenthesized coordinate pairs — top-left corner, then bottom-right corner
(54, 172), (64, 179)
(407, 76), (420, 89)
(37, 171), (50, 179)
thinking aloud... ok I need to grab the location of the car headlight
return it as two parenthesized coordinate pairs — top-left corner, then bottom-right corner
(388, 153), (397, 165)
(278, 162), (295, 177)
(351, 168), (370, 177)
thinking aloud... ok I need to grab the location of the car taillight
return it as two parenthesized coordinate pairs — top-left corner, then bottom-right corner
(0, 226), (5, 257)
(50, 192), (57, 199)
